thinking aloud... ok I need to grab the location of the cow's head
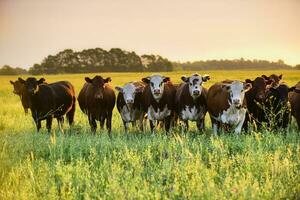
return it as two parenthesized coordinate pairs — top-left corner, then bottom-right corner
(267, 84), (289, 103)
(223, 81), (252, 109)
(142, 75), (170, 101)
(18, 77), (46, 95)
(262, 74), (282, 88)
(85, 76), (111, 99)
(10, 80), (25, 95)
(181, 73), (210, 98)
(245, 77), (273, 102)
(115, 82), (144, 107)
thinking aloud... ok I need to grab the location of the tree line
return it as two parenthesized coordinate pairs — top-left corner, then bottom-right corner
(29, 48), (173, 74)
(1, 48), (299, 75)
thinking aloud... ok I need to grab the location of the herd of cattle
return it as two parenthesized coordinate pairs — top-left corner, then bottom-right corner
(9, 73), (300, 135)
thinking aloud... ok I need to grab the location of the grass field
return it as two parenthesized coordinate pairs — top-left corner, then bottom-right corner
(0, 70), (299, 199)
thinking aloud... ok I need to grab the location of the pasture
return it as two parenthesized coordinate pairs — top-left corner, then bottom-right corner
(0, 70), (299, 199)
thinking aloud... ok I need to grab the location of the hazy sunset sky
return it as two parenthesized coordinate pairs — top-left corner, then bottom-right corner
(0, 0), (299, 69)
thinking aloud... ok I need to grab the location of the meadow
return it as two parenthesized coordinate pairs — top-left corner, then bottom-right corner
(0, 70), (299, 199)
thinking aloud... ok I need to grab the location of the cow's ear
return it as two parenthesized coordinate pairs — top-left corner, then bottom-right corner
(18, 78), (25, 84)
(245, 79), (252, 84)
(202, 75), (210, 82)
(135, 86), (144, 93)
(37, 78), (45, 84)
(115, 86), (123, 93)
(279, 74), (283, 80)
(163, 77), (170, 82)
(222, 84), (231, 91)
(10, 80), (14, 85)
(261, 75), (269, 80)
(104, 77), (112, 83)
(244, 83), (252, 92)
(288, 86), (296, 92)
(142, 77), (150, 84)
(85, 77), (92, 83)
(181, 76), (189, 82)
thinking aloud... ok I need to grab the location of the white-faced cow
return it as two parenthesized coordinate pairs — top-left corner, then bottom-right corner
(207, 80), (252, 134)
(175, 73), (210, 131)
(115, 81), (146, 132)
(141, 75), (176, 132)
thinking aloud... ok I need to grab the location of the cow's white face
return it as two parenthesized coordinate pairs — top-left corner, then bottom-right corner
(182, 74), (210, 98)
(115, 83), (143, 106)
(224, 81), (252, 108)
(142, 75), (169, 102)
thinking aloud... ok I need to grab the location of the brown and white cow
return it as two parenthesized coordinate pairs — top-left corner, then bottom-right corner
(141, 75), (176, 132)
(289, 81), (300, 130)
(207, 80), (252, 134)
(115, 81), (146, 132)
(175, 73), (210, 131)
(78, 76), (115, 136)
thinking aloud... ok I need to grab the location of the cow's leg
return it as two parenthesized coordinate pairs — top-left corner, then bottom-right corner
(234, 110), (246, 134)
(210, 117), (219, 135)
(88, 115), (97, 133)
(296, 116), (300, 131)
(197, 118), (205, 131)
(36, 120), (42, 132)
(138, 113), (144, 132)
(123, 120), (129, 133)
(183, 120), (189, 132)
(46, 116), (53, 133)
(149, 120), (155, 132)
(100, 116), (105, 129)
(106, 111), (113, 138)
(165, 116), (172, 133)
(66, 99), (75, 125)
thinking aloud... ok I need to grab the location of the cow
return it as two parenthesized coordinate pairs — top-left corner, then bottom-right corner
(115, 81), (146, 132)
(262, 74), (282, 88)
(265, 83), (291, 130)
(207, 80), (252, 134)
(289, 81), (300, 130)
(243, 77), (273, 130)
(141, 74), (176, 132)
(10, 80), (29, 114)
(77, 76), (115, 136)
(18, 77), (76, 132)
(175, 73), (210, 131)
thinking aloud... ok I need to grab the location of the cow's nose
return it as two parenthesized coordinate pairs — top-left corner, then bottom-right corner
(154, 89), (161, 94)
(193, 90), (200, 95)
(95, 94), (103, 99)
(126, 99), (134, 104)
(257, 94), (265, 101)
(233, 99), (241, 105)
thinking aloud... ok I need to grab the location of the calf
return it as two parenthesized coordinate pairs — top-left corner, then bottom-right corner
(141, 75), (176, 132)
(265, 83), (290, 130)
(207, 80), (252, 134)
(175, 73), (210, 131)
(78, 76), (115, 135)
(10, 80), (30, 114)
(289, 81), (300, 130)
(115, 81), (146, 132)
(18, 77), (76, 132)
(243, 77), (273, 130)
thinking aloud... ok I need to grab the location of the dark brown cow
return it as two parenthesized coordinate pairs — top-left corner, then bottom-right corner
(289, 81), (300, 130)
(78, 76), (115, 135)
(10, 80), (29, 114)
(18, 77), (76, 132)
(115, 81), (146, 132)
(262, 74), (282, 87)
(141, 75), (176, 132)
(243, 77), (273, 130)
(175, 73), (210, 131)
(207, 80), (252, 134)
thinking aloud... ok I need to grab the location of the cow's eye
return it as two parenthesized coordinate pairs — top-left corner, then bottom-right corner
(150, 82), (154, 87)
(189, 83), (192, 86)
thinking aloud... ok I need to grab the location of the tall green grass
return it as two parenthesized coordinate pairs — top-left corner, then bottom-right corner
(0, 70), (299, 199)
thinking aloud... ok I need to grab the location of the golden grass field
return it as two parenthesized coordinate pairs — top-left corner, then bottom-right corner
(0, 70), (299, 199)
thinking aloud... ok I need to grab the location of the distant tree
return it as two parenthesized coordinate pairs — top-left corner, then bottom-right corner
(0, 65), (28, 75)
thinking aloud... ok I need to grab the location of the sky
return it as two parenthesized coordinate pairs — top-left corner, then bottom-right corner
(0, 0), (299, 69)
